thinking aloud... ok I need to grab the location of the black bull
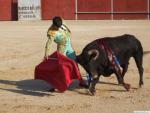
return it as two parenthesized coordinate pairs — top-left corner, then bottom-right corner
(76, 34), (150, 95)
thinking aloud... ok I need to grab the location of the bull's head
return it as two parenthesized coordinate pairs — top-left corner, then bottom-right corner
(88, 49), (99, 61)
(75, 49), (99, 74)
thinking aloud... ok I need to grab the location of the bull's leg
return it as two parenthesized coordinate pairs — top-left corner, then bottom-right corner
(116, 64), (128, 84)
(133, 53), (144, 87)
(116, 75), (122, 84)
(89, 74), (100, 95)
(138, 66), (144, 87)
(87, 73), (92, 88)
(121, 64), (128, 80)
(115, 73), (130, 91)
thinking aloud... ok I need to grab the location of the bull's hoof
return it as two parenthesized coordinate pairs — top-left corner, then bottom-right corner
(48, 88), (55, 92)
(139, 81), (144, 88)
(118, 81), (124, 85)
(89, 88), (96, 96)
(118, 82), (122, 85)
(123, 83), (131, 91)
(139, 84), (144, 88)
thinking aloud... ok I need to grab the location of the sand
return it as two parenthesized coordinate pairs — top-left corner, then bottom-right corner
(0, 20), (150, 113)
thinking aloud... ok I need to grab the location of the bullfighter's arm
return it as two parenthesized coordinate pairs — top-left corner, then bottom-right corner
(44, 35), (52, 58)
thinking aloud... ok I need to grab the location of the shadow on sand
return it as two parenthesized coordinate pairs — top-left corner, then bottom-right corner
(69, 81), (132, 95)
(0, 79), (83, 96)
(0, 79), (55, 97)
(0, 79), (136, 96)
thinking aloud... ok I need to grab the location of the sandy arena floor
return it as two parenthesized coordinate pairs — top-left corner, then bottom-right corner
(0, 20), (150, 113)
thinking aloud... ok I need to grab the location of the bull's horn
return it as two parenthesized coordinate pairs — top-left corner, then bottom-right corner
(88, 49), (99, 60)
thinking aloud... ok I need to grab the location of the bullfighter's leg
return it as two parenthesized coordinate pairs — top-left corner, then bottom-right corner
(89, 74), (100, 95)
(133, 53), (144, 87)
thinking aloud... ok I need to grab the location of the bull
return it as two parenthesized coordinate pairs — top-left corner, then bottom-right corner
(76, 34), (150, 95)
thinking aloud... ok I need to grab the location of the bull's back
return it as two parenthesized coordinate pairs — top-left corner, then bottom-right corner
(108, 34), (143, 55)
(105, 34), (143, 64)
(84, 34), (143, 64)
(83, 34), (143, 58)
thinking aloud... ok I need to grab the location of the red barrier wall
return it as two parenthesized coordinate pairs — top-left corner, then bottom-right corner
(77, 0), (111, 19)
(113, 0), (148, 19)
(0, 0), (12, 20)
(77, 0), (149, 20)
(78, 0), (111, 12)
(149, 0), (150, 18)
(0, 0), (149, 20)
(114, 0), (147, 12)
(42, 0), (75, 20)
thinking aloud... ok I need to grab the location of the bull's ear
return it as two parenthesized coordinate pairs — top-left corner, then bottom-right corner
(88, 49), (99, 61)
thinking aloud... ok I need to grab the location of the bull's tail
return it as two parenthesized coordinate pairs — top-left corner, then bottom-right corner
(143, 51), (150, 56)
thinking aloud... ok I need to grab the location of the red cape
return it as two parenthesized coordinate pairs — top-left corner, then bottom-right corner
(34, 51), (82, 92)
